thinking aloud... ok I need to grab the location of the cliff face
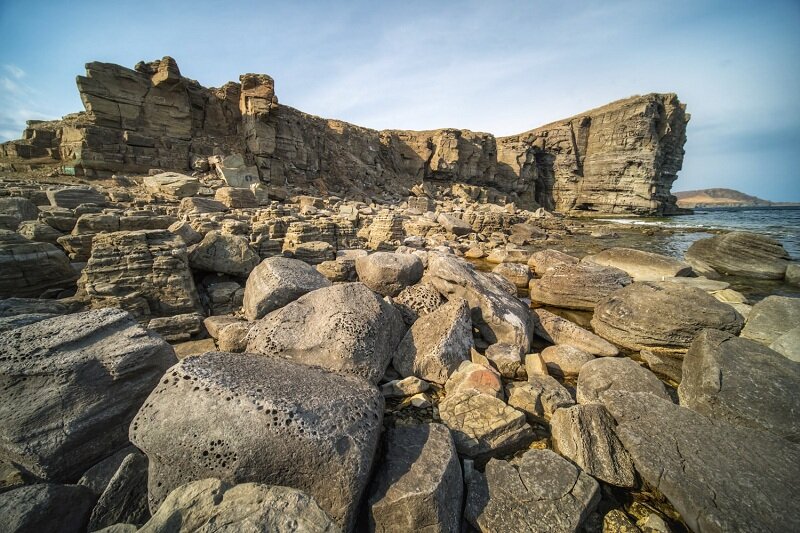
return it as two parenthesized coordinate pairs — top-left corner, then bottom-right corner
(0, 57), (689, 215)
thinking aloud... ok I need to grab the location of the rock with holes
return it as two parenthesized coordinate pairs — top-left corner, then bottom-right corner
(679, 329), (800, 442)
(189, 231), (260, 276)
(601, 391), (800, 533)
(130, 352), (382, 531)
(529, 263), (632, 310)
(533, 308), (618, 356)
(246, 283), (405, 384)
(426, 254), (533, 349)
(464, 449), (600, 533)
(393, 282), (446, 326)
(243, 256), (331, 320)
(685, 231), (791, 279)
(583, 247), (693, 281)
(392, 297), (472, 384)
(355, 252), (424, 297)
(367, 424), (462, 533)
(506, 376), (575, 422)
(550, 404), (636, 487)
(0, 230), (78, 298)
(137, 478), (338, 533)
(0, 308), (176, 482)
(740, 295), (800, 346)
(576, 357), (669, 405)
(87, 451), (149, 530)
(0, 483), (97, 533)
(591, 282), (744, 354)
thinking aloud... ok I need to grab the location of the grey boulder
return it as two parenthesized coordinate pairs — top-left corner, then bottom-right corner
(189, 230), (260, 276)
(583, 247), (692, 281)
(576, 357), (670, 405)
(87, 451), (150, 531)
(533, 308), (619, 356)
(529, 262), (631, 310)
(243, 256), (331, 320)
(0, 483), (96, 533)
(740, 295), (800, 346)
(685, 231), (790, 279)
(0, 230), (78, 298)
(355, 251), (424, 297)
(506, 376), (575, 422)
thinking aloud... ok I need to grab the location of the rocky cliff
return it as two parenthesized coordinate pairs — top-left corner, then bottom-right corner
(0, 57), (689, 215)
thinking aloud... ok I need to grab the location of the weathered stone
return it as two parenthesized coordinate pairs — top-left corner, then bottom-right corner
(787, 262), (800, 286)
(179, 197), (228, 216)
(78, 446), (137, 496)
(530, 262), (632, 310)
(87, 451), (149, 530)
(540, 344), (594, 378)
(137, 478), (338, 533)
(355, 252), (424, 297)
(426, 254), (533, 348)
(679, 329), (800, 442)
(143, 172), (200, 198)
(583, 247), (692, 281)
(367, 424), (462, 533)
(577, 357), (669, 405)
(491, 262), (531, 288)
(0, 230), (78, 298)
(393, 282), (446, 326)
(147, 312), (203, 342)
(0, 483), (96, 533)
(0, 197), (38, 230)
(602, 391), (800, 533)
(392, 297), (472, 384)
(506, 376), (574, 422)
(465, 449), (600, 533)
(17, 220), (63, 244)
(685, 231), (790, 279)
(532, 308), (618, 356)
(740, 295), (800, 346)
(167, 220), (202, 246)
(243, 256), (331, 320)
(437, 212), (472, 235)
(47, 186), (106, 209)
(527, 249), (579, 276)
(484, 342), (526, 379)
(591, 282), (744, 353)
(189, 230), (260, 276)
(379, 376), (429, 398)
(445, 360), (504, 399)
(247, 283), (405, 384)
(639, 349), (683, 383)
(0, 308), (175, 482)
(550, 404), (636, 487)
(770, 326), (800, 362)
(130, 353), (382, 531)
(214, 186), (258, 208)
(290, 241), (336, 265)
(172, 338), (217, 359)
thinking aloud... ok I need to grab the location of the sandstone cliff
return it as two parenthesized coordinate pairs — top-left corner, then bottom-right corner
(0, 57), (689, 215)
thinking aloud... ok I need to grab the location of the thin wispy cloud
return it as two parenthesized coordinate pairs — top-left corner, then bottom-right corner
(3, 64), (25, 79)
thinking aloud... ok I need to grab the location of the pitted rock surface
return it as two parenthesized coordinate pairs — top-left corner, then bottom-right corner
(393, 282), (446, 326)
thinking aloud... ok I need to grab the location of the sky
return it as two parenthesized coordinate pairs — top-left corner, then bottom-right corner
(1, 0), (798, 201)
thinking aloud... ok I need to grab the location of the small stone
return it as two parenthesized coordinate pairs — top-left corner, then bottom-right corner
(380, 376), (430, 398)
(540, 344), (595, 378)
(506, 376), (574, 422)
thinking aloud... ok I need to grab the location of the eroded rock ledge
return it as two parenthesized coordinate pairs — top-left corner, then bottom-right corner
(0, 56), (689, 215)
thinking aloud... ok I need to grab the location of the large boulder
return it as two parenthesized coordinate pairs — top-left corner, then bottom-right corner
(740, 295), (800, 346)
(137, 478), (338, 533)
(576, 357), (670, 405)
(189, 230), (260, 276)
(246, 283), (406, 384)
(367, 424), (463, 533)
(426, 254), (533, 349)
(392, 298), (472, 384)
(130, 353), (383, 531)
(532, 308), (618, 356)
(527, 249), (579, 276)
(79, 230), (202, 319)
(465, 449), (600, 533)
(0, 308), (176, 482)
(243, 256), (331, 320)
(142, 172), (200, 199)
(591, 282), (744, 353)
(529, 262), (632, 310)
(355, 252), (424, 297)
(437, 212), (472, 236)
(0, 483), (96, 533)
(583, 247), (693, 281)
(771, 326), (800, 362)
(540, 345), (594, 378)
(602, 391), (800, 533)
(0, 230), (78, 298)
(0, 197), (38, 230)
(685, 231), (790, 279)
(679, 329), (800, 442)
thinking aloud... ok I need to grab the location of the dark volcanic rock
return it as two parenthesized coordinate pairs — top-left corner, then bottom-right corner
(685, 231), (790, 279)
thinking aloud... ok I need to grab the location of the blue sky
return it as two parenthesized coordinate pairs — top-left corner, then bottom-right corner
(1, 0), (798, 200)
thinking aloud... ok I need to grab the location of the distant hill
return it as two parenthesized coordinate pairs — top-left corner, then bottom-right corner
(674, 188), (773, 208)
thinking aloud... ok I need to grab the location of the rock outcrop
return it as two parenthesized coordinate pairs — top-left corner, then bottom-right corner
(1, 58), (689, 215)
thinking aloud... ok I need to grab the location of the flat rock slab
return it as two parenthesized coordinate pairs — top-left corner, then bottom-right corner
(577, 356), (669, 405)
(584, 247), (692, 281)
(367, 424), (462, 533)
(740, 295), (800, 346)
(529, 262), (632, 311)
(143, 172), (200, 198)
(0, 483), (96, 533)
(130, 352), (383, 531)
(0, 230), (78, 298)
(465, 449), (600, 533)
(685, 231), (790, 279)
(591, 282), (744, 353)
(602, 391), (800, 533)
(679, 329), (800, 442)
(533, 308), (618, 356)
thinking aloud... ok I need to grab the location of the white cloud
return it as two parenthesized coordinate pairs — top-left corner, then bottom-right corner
(3, 64), (25, 79)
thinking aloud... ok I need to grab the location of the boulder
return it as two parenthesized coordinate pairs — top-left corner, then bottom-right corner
(787, 262), (800, 286)
(591, 282), (744, 354)
(0, 483), (96, 533)
(506, 376), (574, 422)
(576, 357), (669, 405)
(393, 282), (445, 326)
(529, 263), (632, 310)
(178, 197), (228, 216)
(142, 172), (200, 198)
(214, 186), (258, 208)
(583, 247), (692, 281)
(484, 342), (526, 379)
(770, 326), (800, 362)
(167, 220), (202, 246)
(130, 353), (382, 531)
(246, 283), (406, 384)
(243, 256), (331, 320)
(137, 478), (338, 533)
(17, 220), (63, 244)
(379, 376), (429, 398)
(491, 262), (531, 288)
(392, 297), (472, 384)
(355, 252), (424, 297)
(685, 231), (790, 279)
(0, 230), (78, 298)
(679, 329), (800, 442)
(550, 404), (636, 487)
(190, 231), (260, 276)
(426, 254), (533, 349)
(367, 424), (462, 533)
(464, 449), (600, 533)
(437, 212), (472, 236)
(78, 446), (137, 496)
(740, 295), (800, 346)
(87, 451), (149, 530)
(532, 308), (618, 356)
(540, 344), (595, 378)
(0, 308), (176, 481)
(46, 186), (107, 208)
(444, 360), (504, 399)
(290, 241), (336, 265)
(527, 249), (579, 276)
(0, 197), (38, 230)
(147, 312), (203, 343)
(602, 391), (800, 533)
